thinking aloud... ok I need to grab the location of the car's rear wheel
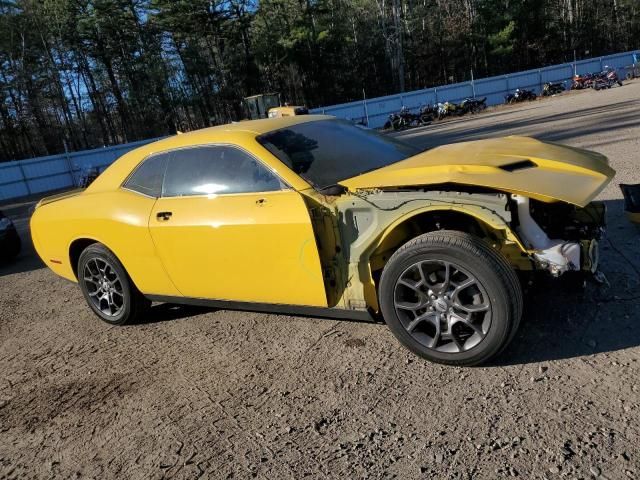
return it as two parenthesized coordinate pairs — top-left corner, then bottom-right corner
(77, 243), (150, 325)
(379, 231), (522, 366)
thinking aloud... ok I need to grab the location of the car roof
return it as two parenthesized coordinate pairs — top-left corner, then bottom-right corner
(133, 114), (332, 155)
(180, 114), (330, 137)
(86, 115), (333, 194)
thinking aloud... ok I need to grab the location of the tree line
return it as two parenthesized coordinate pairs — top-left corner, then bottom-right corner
(1, 0), (638, 162)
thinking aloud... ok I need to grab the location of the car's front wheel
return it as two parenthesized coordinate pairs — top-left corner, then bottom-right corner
(77, 243), (150, 325)
(379, 231), (522, 366)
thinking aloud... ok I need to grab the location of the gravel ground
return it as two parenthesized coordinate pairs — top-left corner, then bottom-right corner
(1, 82), (640, 480)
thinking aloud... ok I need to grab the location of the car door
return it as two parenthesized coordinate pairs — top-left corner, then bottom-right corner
(148, 145), (328, 307)
(115, 151), (180, 296)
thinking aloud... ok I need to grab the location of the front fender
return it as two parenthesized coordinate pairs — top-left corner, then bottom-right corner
(334, 191), (526, 312)
(369, 203), (525, 257)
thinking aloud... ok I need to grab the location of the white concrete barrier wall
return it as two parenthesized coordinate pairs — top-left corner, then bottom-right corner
(311, 51), (638, 128)
(0, 138), (159, 202)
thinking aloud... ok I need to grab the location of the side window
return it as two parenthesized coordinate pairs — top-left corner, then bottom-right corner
(124, 153), (168, 197)
(163, 146), (284, 197)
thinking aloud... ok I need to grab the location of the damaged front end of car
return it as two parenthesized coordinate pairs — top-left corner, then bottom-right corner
(303, 186), (608, 315)
(301, 135), (614, 314)
(511, 195), (606, 277)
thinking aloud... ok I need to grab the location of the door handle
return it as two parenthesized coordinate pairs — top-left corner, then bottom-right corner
(156, 211), (172, 221)
(256, 198), (267, 206)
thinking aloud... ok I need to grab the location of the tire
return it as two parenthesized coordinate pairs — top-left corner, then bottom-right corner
(9, 234), (21, 259)
(379, 231), (523, 366)
(0, 232), (21, 262)
(77, 243), (150, 325)
(419, 114), (432, 125)
(383, 121), (391, 130)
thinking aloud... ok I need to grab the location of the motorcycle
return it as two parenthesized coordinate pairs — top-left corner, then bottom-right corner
(384, 112), (402, 130)
(604, 66), (623, 86)
(505, 88), (537, 104)
(78, 166), (101, 188)
(418, 104), (437, 125)
(542, 82), (565, 96)
(460, 97), (487, 114)
(383, 106), (429, 130)
(437, 101), (464, 120)
(571, 73), (595, 90)
(592, 75), (613, 90)
(593, 67), (623, 90)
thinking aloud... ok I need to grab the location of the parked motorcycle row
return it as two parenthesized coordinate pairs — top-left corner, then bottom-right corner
(383, 97), (487, 130)
(504, 80), (568, 104)
(571, 67), (624, 90)
(383, 67), (624, 131)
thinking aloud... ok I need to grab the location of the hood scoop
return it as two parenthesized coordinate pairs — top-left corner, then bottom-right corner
(498, 159), (537, 172)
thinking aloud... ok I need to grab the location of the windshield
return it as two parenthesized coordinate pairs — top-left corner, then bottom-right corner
(257, 119), (419, 189)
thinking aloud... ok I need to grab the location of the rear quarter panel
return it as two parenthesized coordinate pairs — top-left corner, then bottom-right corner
(31, 190), (179, 296)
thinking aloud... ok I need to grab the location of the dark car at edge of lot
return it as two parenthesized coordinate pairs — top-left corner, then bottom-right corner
(0, 210), (21, 262)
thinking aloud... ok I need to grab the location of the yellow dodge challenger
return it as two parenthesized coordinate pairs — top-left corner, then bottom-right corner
(30, 115), (614, 365)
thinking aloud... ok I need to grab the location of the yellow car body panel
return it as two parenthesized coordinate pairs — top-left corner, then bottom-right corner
(31, 189), (180, 295)
(148, 190), (327, 305)
(340, 136), (615, 207)
(267, 106), (308, 118)
(30, 116), (334, 306)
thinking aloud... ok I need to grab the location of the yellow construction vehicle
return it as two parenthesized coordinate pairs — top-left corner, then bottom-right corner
(242, 93), (308, 120)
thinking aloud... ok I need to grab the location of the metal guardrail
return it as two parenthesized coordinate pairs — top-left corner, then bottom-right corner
(0, 50), (638, 202)
(0, 138), (159, 202)
(311, 51), (639, 128)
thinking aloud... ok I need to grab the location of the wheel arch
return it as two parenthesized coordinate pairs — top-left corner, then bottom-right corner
(359, 206), (527, 311)
(68, 237), (137, 289)
(69, 238), (99, 279)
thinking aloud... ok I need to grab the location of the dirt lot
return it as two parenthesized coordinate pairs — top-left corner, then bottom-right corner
(2, 83), (640, 480)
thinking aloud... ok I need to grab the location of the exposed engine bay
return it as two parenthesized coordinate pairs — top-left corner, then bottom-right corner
(513, 196), (605, 276)
(306, 187), (606, 310)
